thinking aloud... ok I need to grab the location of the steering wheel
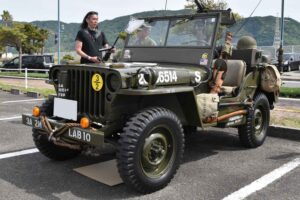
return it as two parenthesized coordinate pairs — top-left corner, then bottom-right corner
(98, 47), (112, 52)
(98, 47), (114, 61)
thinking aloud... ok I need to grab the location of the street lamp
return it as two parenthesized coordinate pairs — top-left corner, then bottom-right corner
(165, 0), (168, 10)
(57, 0), (61, 64)
(278, 0), (285, 72)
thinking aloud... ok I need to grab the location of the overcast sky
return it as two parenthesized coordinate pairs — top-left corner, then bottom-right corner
(0, 0), (298, 23)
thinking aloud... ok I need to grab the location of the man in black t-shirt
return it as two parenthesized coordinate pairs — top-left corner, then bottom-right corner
(75, 11), (112, 64)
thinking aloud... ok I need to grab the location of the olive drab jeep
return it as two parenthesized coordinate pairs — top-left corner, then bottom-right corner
(22, 5), (281, 194)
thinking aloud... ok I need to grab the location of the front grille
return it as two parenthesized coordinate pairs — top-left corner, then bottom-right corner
(67, 69), (106, 120)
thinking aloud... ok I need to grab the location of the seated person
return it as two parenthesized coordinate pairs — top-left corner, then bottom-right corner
(193, 23), (210, 46)
(133, 24), (157, 46)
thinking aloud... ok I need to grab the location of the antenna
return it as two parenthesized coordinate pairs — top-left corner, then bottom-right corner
(235, 0), (263, 35)
(194, 0), (205, 13)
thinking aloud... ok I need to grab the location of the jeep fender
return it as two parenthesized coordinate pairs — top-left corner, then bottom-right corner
(117, 87), (201, 127)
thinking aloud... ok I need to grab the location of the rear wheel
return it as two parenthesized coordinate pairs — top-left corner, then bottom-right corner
(238, 93), (270, 148)
(117, 107), (184, 193)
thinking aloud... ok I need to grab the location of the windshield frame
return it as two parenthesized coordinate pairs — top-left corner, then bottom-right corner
(125, 14), (219, 49)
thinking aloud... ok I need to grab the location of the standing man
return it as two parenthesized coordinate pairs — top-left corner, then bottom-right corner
(75, 11), (112, 64)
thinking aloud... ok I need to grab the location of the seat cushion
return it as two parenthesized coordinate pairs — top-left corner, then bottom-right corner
(222, 60), (246, 87)
(220, 86), (237, 96)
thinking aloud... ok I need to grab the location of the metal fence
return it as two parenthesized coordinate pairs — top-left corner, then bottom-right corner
(258, 45), (300, 60)
(0, 68), (49, 89)
(5, 51), (80, 63)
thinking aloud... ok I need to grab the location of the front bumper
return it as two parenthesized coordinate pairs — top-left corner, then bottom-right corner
(22, 114), (104, 147)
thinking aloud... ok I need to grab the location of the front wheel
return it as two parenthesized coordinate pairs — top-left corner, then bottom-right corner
(33, 129), (81, 161)
(238, 93), (270, 148)
(116, 107), (184, 194)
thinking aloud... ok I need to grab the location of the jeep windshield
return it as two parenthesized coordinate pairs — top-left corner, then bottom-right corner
(127, 16), (217, 47)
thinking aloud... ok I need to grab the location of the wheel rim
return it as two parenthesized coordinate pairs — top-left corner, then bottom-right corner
(254, 108), (264, 136)
(141, 126), (175, 179)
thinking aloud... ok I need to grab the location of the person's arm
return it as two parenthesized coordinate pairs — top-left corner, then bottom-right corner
(75, 40), (88, 59)
(75, 40), (100, 63)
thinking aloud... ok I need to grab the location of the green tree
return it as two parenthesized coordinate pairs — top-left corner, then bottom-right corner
(185, 0), (228, 10)
(38, 28), (49, 54)
(19, 23), (49, 54)
(185, 0), (242, 42)
(62, 54), (74, 60)
(1, 10), (13, 27)
(0, 27), (27, 71)
(185, 0), (242, 20)
(1, 10), (13, 59)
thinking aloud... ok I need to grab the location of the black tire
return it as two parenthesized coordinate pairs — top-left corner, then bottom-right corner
(33, 129), (81, 161)
(183, 126), (197, 136)
(40, 98), (54, 116)
(238, 93), (270, 148)
(117, 107), (184, 194)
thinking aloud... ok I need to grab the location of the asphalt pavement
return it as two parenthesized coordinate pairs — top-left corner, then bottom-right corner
(0, 91), (299, 200)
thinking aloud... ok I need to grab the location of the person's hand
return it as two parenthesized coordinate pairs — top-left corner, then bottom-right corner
(90, 56), (101, 63)
(110, 47), (116, 53)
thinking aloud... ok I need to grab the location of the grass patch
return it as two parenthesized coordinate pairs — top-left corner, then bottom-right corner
(0, 71), (48, 79)
(280, 87), (300, 98)
(0, 82), (55, 97)
(271, 116), (300, 129)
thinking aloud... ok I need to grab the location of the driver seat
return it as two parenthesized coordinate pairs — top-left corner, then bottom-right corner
(212, 59), (246, 96)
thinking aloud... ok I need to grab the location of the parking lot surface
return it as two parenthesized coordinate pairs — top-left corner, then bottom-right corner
(0, 91), (299, 200)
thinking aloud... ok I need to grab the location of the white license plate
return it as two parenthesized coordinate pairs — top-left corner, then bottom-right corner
(68, 128), (92, 143)
(54, 98), (78, 121)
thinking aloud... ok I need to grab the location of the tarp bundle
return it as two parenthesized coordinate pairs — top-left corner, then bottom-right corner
(261, 65), (282, 93)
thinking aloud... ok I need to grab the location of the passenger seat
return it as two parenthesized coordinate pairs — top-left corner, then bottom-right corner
(211, 59), (247, 96)
(221, 60), (247, 96)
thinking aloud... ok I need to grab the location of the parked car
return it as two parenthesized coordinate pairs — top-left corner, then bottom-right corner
(282, 53), (300, 72)
(2, 55), (54, 69)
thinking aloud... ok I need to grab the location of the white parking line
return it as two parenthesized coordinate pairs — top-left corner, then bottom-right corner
(1, 99), (45, 104)
(282, 80), (300, 83)
(279, 97), (300, 102)
(0, 116), (22, 121)
(0, 148), (38, 160)
(223, 157), (300, 200)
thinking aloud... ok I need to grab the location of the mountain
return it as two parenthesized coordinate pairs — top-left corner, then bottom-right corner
(27, 10), (300, 52)
(229, 16), (300, 46)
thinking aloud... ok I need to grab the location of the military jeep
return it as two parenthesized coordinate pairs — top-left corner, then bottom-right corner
(22, 9), (280, 194)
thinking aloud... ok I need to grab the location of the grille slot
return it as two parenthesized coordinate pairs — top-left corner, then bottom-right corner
(66, 69), (105, 120)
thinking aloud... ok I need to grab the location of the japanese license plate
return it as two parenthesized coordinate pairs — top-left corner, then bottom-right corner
(22, 115), (42, 128)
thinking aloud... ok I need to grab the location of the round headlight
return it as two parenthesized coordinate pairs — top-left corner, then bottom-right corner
(107, 73), (121, 92)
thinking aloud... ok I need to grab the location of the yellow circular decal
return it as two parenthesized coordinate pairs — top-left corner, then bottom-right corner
(202, 53), (208, 59)
(92, 73), (103, 91)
